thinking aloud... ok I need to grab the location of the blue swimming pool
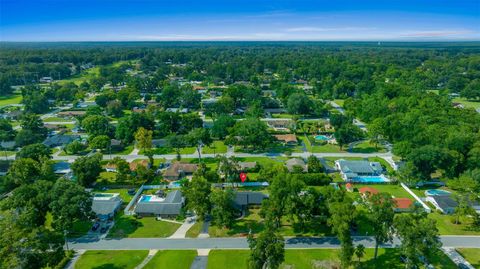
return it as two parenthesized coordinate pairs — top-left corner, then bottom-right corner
(140, 195), (152, 202)
(315, 135), (330, 141)
(425, 189), (451, 196)
(353, 176), (389, 183)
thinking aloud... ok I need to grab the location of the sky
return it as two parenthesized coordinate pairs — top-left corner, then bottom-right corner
(0, 0), (479, 41)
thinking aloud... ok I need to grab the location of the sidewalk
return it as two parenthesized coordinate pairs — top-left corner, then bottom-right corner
(442, 247), (475, 269)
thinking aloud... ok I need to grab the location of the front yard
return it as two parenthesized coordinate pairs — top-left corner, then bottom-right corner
(456, 248), (480, 268)
(108, 214), (181, 238)
(75, 250), (148, 269)
(144, 250), (197, 269)
(207, 248), (457, 269)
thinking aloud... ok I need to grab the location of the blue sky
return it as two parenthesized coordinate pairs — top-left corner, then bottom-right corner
(1, 0), (479, 41)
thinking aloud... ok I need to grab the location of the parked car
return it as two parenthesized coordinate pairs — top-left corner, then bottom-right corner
(91, 222), (100, 231)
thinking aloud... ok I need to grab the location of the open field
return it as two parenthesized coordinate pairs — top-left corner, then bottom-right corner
(75, 250), (148, 269)
(202, 140), (228, 154)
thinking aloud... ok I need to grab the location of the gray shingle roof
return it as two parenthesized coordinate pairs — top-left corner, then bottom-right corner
(92, 197), (122, 216)
(134, 190), (184, 215)
(431, 195), (458, 210)
(337, 160), (383, 175)
(234, 192), (268, 207)
(43, 135), (80, 147)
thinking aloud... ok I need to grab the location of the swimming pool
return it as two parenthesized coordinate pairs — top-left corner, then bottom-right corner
(425, 189), (451, 196)
(315, 135), (331, 141)
(352, 176), (390, 183)
(140, 195), (165, 202)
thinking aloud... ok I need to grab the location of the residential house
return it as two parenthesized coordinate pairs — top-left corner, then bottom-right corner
(92, 193), (123, 220)
(2, 110), (23, 120)
(262, 119), (293, 132)
(393, 198), (414, 212)
(426, 195), (457, 214)
(285, 158), (307, 172)
(359, 187), (379, 199)
(57, 110), (86, 118)
(166, 108), (189, 113)
(335, 159), (384, 181)
(163, 162), (198, 181)
(129, 160), (150, 171)
(152, 139), (168, 148)
(43, 134), (80, 148)
(233, 191), (269, 211)
(274, 134), (297, 145)
(39, 77), (53, 83)
(134, 190), (184, 218)
(238, 161), (257, 172)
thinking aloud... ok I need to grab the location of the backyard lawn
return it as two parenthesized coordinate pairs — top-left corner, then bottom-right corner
(144, 250), (197, 269)
(206, 248), (456, 269)
(456, 248), (480, 268)
(202, 141), (228, 154)
(75, 250), (148, 269)
(299, 136), (344, 153)
(94, 188), (134, 204)
(108, 214), (181, 238)
(368, 184), (414, 199)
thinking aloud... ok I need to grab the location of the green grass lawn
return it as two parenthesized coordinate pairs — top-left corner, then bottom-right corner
(0, 94), (22, 106)
(75, 250), (148, 269)
(452, 97), (480, 109)
(108, 214), (181, 238)
(186, 221), (203, 238)
(428, 213), (480, 235)
(270, 113), (295, 118)
(150, 146), (197, 155)
(207, 248), (456, 269)
(209, 208), (265, 237)
(43, 116), (73, 122)
(93, 188), (134, 204)
(202, 141), (228, 154)
(367, 184), (414, 199)
(350, 140), (387, 153)
(333, 99), (345, 107)
(70, 220), (94, 238)
(144, 250), (197, 269)
(457, 249), (480, 268)
(299, 136), (344, 153)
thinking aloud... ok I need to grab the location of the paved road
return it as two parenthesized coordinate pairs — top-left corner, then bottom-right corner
(68, 236), (480, 250)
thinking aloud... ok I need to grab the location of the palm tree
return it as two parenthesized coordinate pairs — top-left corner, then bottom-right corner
(355, 244), (366, 265)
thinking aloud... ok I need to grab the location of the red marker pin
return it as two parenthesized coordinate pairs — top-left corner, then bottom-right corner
(240, 172), (247, 183)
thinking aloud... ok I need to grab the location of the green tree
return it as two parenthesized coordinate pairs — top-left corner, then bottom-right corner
(230, 118), (273, 150)
(182, 176), (211, 220)
(394, 212), (441, 269)
(287, 93), (313, 115)
(307, 155), (324, 173)
(65, 140), (86, 155)
(112, 157), (131, 183)
(327, 191), (356, 268)
(135, 127), (153, 152)
(247, 229), (285, 269)
(355, 244), (366, 264)
(217, 155), (240, 182)
(89, 135), (111, 151)
(49, 179), (93, 231)
(365, 193), (395, 259)
(0, 119), (15, 141)
(71, 153), (103, 186)
(211, 114), (235, 139)
(81, 115), (111, 137)
(210, 189), (236, 228)
(16, 143), (52, 161)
